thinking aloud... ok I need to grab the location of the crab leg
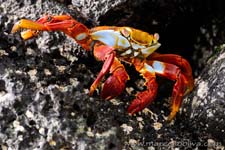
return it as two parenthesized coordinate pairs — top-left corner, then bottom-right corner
(128, 59), (158, 114)
(149, 53), (194, 94)
(128, 58), (191, 120)
(147, 60), (190, 121)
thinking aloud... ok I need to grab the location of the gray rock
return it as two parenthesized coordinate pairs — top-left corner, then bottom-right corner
(71, 0), (127, 23)
(182, 47), (225, 144)
(1, 0), (225, 150)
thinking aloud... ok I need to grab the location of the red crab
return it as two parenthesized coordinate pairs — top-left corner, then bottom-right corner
(11, 15), (194, 121)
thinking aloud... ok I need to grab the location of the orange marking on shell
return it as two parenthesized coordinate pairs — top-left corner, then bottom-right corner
(130, 29), (154, 45)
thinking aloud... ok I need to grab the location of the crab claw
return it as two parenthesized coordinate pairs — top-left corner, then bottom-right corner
(101, 66), (129, 100)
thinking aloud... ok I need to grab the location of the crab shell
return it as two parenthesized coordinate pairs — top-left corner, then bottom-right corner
(90, 27), (161, 59)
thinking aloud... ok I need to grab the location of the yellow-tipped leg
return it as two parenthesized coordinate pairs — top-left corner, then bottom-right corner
(127, 61), (158, 115)
(167, 74), (187, 122)
(89, 84), (97, 96)
(167, 106), (179, 121)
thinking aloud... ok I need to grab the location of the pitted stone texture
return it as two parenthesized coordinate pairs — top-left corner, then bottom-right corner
(1, 0), (225, 149)
(71, 0), (127, 22)
(182, 48), (225, 144)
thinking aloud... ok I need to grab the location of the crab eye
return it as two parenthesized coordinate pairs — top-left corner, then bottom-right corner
(153, 33), (159, 43)
(120, 27), (132, 37)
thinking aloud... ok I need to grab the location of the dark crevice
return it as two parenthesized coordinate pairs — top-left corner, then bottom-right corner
(99, 0), (225, 77)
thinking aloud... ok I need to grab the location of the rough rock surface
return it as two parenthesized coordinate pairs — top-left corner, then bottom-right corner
(182, 47), (225, 144)
(71, 0), (127, 23)
(0, 0), (225, 150)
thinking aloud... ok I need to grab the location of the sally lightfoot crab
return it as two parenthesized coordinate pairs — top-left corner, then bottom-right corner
(11, 15), (194, 121)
